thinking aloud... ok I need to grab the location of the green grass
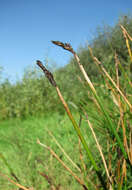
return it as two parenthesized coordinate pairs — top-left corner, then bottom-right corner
(0, 112), (96, 190)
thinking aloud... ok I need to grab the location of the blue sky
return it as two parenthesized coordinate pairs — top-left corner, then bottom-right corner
(0, 0), (131, 82)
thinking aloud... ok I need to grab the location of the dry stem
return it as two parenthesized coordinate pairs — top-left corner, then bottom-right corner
(0, 172), (30, 190)
(37, 139), (88, 190)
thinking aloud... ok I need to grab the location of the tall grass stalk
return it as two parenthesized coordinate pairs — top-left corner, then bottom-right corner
(52, 41), (128, 159)
(51, 36), (132, 189)
(37, 139), (88, 190)
(0, 172), (30, 190)
(85, 115), (113, 186)
(36, 60), (107, 189)
(48, 130), (81, 172)
(88, 47), (132, 110)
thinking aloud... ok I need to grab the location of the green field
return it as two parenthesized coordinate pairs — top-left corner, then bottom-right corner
(0, 113), (97, 189)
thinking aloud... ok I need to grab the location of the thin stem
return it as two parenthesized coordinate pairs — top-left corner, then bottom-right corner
(36, 60), (108, 189)
(0, 172), (30, 190)
(85, 114), (113, 187)
(37, 139), (88, 190)
(48, 130), (81, 172)
(55, 86), (99, 171)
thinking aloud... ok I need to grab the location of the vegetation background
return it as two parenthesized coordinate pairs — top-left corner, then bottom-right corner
(0, 15), (132, 189)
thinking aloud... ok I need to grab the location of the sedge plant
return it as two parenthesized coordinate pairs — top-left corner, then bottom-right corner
(36, 26), (132, 189)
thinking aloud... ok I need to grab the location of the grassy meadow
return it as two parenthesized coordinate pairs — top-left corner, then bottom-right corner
(0, 114), (76, 189)
(0, 113), (99, 190)
(0, 15), (132, 189)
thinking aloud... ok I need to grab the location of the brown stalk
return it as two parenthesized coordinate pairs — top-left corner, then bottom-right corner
(36, 60), (82, 142)
(120, 159), (127, 188)
(52, 41), (97, 95)
(120, 25), (132, 86)
(114, 53), (130, 161)
(0, 172), (30, 190)
(38, 171), (57, 190)
(37, 139), (88, 190)
(111, 55), (129, 160)
(54, 82), (102, 187)
(0, 153), (21, 184)
(120, 25), (132, 42)
(55, 86), (104, 189)
(36, 51), (108, 190)
(36, 59), (99, 169)
(85, 114), (113, 188)
(47, 130), (81, 172)
(88, 47), (132, 111)
(121, 26), (132, 59)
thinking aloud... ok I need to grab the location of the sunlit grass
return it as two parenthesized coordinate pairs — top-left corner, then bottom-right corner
(0, 113), (97, 189)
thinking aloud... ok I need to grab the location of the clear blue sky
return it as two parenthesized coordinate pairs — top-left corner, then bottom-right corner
(0, 0), (131, 82)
